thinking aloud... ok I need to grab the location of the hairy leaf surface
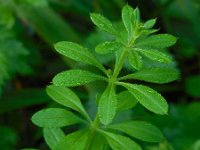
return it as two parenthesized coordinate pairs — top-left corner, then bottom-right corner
(98, 84), (117, 125)
(117, 90), (138, 111)
(120, 68), (180, 83)
(95, 41), (122, 54)
(90, 13), (117, 36)
(53, 69), (105, 87)
(55, 130), (89, 150)
(118, 82), (168, 114)
(32, 108), (82, 127)
(54, 41), (106, 72)
(136, 48), (172, 63)
(102, 131), (142, 150)
(108, 121), (164, 142)
(43, 128), (65, 150)
(128, 50), (143, 70)
(122, 5), (135, 40)
(46, 85), (90, 120)
(135, 34), (177, 49)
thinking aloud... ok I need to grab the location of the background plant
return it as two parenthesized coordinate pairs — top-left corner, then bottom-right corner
(31, 4), (179, 150)
(0, 0), (199, 150)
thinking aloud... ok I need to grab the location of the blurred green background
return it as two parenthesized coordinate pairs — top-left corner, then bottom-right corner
(0, 0), (199, 149)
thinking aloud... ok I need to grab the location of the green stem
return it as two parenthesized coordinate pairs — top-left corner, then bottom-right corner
(112, 47), (129, 79)
(85, 116), (100, 150)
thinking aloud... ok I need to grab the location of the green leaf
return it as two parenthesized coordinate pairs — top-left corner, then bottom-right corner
(101, 131), (142, 150)
(98, 84), (117, 125)
(46, 85), (90, 121)
(54, 41), (106, 73)
(134, 7), (140, 22)
(55, 130), (89, 150)
(128, 50), (143, 70)
(95, 41), (122, 54)
(53, 69), (105, 87)
(135, 34), (177, 49)
(135, 48), (172, 63)
(108, 121), (164, 142)
(122, 5), (134, 39)
(120, 68), (180, 84)
(117, 90), (138, 111)
(43, 128), (65, 150)
(90, 134), (109, 150)
(143, 18), (156, 29)
(117, 82), (168, 114)
(31, 108), (82, 127)
(90, 13), (117, 36)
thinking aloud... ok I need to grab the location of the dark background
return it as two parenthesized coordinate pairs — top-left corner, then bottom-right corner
(0, 0), (200, 149)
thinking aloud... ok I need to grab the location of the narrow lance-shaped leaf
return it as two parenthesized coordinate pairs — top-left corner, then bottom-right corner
(95, 41), (123, 54)
(53, 69), (106, 87)
(46, 85), (90, 121)
(43, 128), (65, 150)
(107, 121), (164, 142)
(101, 131), (142, 150)
(55, 130), (89, 150)
(134, 7), (140, 22)
(98, 84), (117, 125)
(117, 90), (138, 111)
(143, 18), (156, 29)
(90, 134), (109, 150)
(128, 50), (143, 70)
(90, 13), (117, 36)
(54, 41), (107, 74)
(117, 82), (168, 114)
(119, 68), (180, 84)
(122, 5), (135, 40)
(135, 48), (172, 63)
(31, 108), (82, 127)
(135, 34), (177, 49)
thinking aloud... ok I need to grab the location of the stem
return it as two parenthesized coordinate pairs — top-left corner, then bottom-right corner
(112, 33), (138, 80)
(85, 115), (100, 150)
(112, 47), (129, 79)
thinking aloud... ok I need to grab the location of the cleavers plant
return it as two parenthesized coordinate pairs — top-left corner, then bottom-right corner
(31, 4), (179, 150)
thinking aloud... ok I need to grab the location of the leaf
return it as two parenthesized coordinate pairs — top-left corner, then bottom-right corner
(135, 34), (177, 49)
(54, 41), (106, 73)
(117, 90), (138, 111)
(90, 134), (109, 150)
(90, 13), (117, 36)
(120, 68), (180, 84)
(101, 131), (142, 150)
(46, 85), (90, 121)
(55, 130), (89, 150)
(31, 108), (82, 127)
(108, 121), (164, 142)
(98, 84), (117, 125)
(43, 128), (65, 150)
(53, 69), (105, 87)
(135, 48), (172, 63)
(144, 18), (156, 29)
(95, 41), (122, 54)
(134, 7), (140, 22)
(117, 82), (168, 114)
(122, 5), (135, 39)
(128, 50), (143, 70)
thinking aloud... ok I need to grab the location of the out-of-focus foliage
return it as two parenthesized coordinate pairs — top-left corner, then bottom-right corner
(0, 0), (199, 149)
(0, 4), (32, 95)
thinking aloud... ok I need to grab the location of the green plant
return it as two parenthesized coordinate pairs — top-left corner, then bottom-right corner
(31, 4), (179, 150)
